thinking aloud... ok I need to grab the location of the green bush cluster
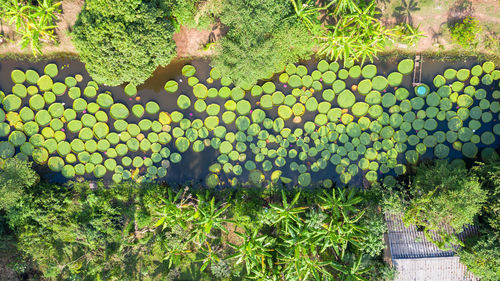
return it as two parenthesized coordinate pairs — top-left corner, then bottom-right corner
(457, 162), (500, 281)
(449, 16), (483, 49)
(212, 0), (315, 86)
(71, 0), (177, 86)
(0, 158), (391, 280)
(374, 160), (499, 279)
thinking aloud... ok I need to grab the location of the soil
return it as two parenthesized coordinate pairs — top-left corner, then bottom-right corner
(377, 0), (500, 53)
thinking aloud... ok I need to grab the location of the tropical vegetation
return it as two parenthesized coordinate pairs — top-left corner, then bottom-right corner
(0, 157), (393, 280)
(0, 0), (61, 56)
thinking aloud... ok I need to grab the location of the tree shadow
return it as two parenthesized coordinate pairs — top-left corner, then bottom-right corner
(447, 0), (474, 27)
(429, 25), (444, 44)
(376, 0), (392, 9)
(392, 0), (420, 25)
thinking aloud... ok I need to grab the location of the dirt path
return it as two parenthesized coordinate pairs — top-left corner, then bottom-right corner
(378, 0), (500, 53)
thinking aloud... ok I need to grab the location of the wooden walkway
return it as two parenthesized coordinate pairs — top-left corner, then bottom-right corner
(412, 55), (423, 87)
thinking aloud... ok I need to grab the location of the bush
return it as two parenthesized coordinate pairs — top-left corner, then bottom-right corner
(458, 162), (500, 280)
(449, 16), (482, 49)
(379, 161), (487, 249)
(72, 0), (177, 86)
(0, 158), (39, 211)
(212, 0), (314, 86)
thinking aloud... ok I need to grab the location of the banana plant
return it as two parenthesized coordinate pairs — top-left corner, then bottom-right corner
(154, 188), (194, 231)
(394, 23), (426, 46)
(289, 0), (333, 35)
(1, 0), (61, 56)
(197, 241), (221, 272)
(317, 2), (391, 65)
(329, 0), (360, 16)
(191, 192), (232, 245)
(226, 226), (274, 277)
(268, 190), (306, 233)
(277, 226), (333, 281)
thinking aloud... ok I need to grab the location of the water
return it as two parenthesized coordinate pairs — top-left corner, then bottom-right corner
(0, 56), (498, 187)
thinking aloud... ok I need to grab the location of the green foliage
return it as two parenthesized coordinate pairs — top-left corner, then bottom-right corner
(459, 232), (500, 281)
(0, 0), (61, 56)
(0, 158), (39, 211)
(165, 0), (220, 31)
(396, 161), (487, 249)
(212, 0), (314, 86)
(71, 0), (176, 86)
(458, 162), (500, 281)
(3, 168), (390, 280)
(317, 3), (395, 65)
(449, 16), (482, 49)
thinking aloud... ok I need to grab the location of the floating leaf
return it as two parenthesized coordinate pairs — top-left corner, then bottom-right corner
(110, 103), (130, 120)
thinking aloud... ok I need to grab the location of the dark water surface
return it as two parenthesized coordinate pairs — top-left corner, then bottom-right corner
(0, 56), (499, 186)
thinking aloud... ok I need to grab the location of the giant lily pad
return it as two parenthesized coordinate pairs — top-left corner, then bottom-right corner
(398, 59), (414, 75)
(110, 103), (130, 120)
(337, 90), (355, 108)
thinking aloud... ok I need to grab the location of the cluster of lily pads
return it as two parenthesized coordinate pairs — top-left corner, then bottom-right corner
(1, 59), (499, 187)
(2, 64), (172, 183)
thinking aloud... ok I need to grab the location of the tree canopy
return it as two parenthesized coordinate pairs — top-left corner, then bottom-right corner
(212, 0), (314, 86)
(72, 0), (177, 86)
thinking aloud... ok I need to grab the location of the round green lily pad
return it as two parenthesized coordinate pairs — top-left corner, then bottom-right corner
(398, 59), (414, 75)
(44, 63), (58, 77)
(462, 142), (478, 158)
(12, 84), (27, 98)
(480, 131), (495, 145)
(96, 93), (114, 108)
(182, 65), (196, 77)
(110, 103), (130, 120)
(164, 80), (178, 93)
(482, 61), (495, 73)
(388, 72), (403, 86)
(372, 76), (388, 91)
(337, 90), (355, 108)
(3, 95), (22, 111)
(145, 101), (160, 115)
(37, 75), (53, 91)
(358, 79), (372, 95)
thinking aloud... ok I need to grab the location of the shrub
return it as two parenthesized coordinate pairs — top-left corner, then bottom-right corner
(212, 0), (314, 86)
(0, 158), (38, 211)
(394, 161), (487, 249)
(458, 162), (500, 281)
(72, 0), (177, 86)
(449, 16), (482, 49)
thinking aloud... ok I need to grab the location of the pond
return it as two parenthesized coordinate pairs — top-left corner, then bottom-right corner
(0, 57), (499, 188)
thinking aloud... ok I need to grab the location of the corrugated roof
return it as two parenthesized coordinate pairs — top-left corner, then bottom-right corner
(385, 213), (478, 259)
(385, 213), (479, 281)
(393, 257), (479, 281)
